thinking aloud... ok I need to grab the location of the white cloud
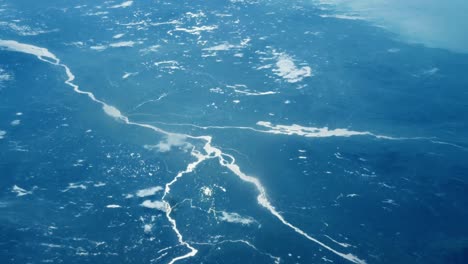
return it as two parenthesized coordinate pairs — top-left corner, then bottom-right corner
(174, 25), (217, 35)
(113, 33), (125, 39)
(109, 41), (135, 48)
(12, 185), (31, 196)
(0, 69), (11, 82)
(10, 120), (20, 126)
(110, 1), (133, 9)
(145, 134), (192, 153)
(219, 211), (256, 225)
(140, 200), (167, 212)
(203, 43), (237, 51)
(143, 224), (153, 233)
(136, 186), (164, 197)
(315, 0), (468, 53)
(273, 53), (312, 83)
(201, 186), (212, 196)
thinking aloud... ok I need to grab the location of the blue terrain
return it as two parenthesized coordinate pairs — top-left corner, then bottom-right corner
(1, 1), (468, 264)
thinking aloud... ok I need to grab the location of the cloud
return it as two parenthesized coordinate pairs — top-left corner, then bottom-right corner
(273, 53), (312, 83)
(12, 185), (31, 196)
(316, 0), (468, 53)
(219, 211), (256, 225)
(110, 1), (133, 9)
(136, 186), (164, 197)
(144, 134), (192, 153)
(140, 200), (167, 212)
(106, 204), (122, 208)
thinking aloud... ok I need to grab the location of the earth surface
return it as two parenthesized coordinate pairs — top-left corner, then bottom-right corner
(1, 1), (468, 264)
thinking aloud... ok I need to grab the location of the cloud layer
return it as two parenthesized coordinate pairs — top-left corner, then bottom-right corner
(316, 0), (468, 53)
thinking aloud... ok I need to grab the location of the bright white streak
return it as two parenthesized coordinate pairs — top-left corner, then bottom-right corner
(160, 149), (207, 264)
(324, 235), (353, 248)
(110, 1), (133, 9)
(132, 93), (167, 111)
